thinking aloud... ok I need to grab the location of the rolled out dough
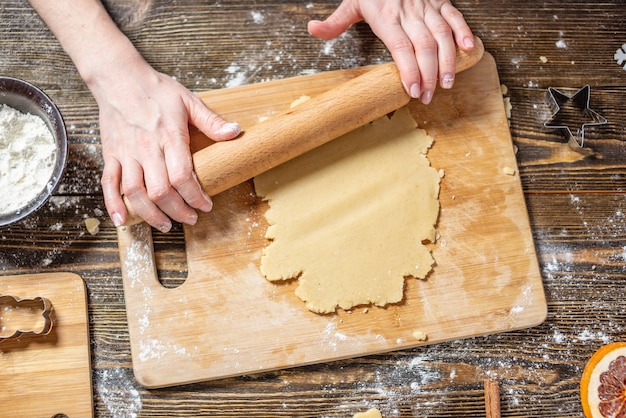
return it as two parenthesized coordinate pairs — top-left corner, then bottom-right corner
(253, 107), (440, 314)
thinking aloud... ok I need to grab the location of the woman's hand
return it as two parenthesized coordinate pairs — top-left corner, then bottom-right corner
(308, 0), (474, 105)
(27, 0), (241, 232)
(93, 54), (241, 232)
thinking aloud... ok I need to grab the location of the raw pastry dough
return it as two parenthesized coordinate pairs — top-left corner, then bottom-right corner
(354, 409), (383, 418)
(254, 107), (440, 314)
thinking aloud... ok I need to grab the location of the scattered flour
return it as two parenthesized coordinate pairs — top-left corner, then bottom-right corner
(0, 104), (57, 215)
(250, 11), (265, 24)
(218, 13), (383, 89)
(555, 39), (567, 49)
(95, 367), (142, 418)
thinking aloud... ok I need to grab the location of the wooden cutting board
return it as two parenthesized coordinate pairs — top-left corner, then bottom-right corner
(0, 272), (93, 417)
(118, 53), (547, 389)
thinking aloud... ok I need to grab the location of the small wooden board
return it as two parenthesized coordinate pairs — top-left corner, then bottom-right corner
(0, 272), (93, 417)
(118, 53), (547, 388)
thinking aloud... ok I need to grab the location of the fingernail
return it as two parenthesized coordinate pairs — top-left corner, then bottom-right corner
(156, 222), (172, 233)
(442, 73), (455, 89)
(199, 191), (213, 212)
(111, 212), (123, 227)
(409, 83), (420, 99)
(217, 122), (241, 137)
(421, 91), (433, 105)
(200, 201), (213, 213)
(186, 212), (198, 226)
(464, 37), (475, 49)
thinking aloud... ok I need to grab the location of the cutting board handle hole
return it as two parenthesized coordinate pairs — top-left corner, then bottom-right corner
(154, 224), (188, 289)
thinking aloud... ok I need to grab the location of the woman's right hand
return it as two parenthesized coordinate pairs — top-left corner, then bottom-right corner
(309, 0), (475, 105)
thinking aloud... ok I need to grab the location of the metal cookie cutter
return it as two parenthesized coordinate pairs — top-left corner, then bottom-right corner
(544, 85), (607, 151)
(0, 295), (55, 341)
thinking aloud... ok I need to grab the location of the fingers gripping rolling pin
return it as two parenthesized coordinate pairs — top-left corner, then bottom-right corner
(122, 37), (484, 227)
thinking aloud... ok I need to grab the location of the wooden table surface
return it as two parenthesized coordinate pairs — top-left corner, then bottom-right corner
(2, 0), (625, 416)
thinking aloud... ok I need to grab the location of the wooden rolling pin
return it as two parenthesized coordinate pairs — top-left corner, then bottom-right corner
(123, 37), (484, 226)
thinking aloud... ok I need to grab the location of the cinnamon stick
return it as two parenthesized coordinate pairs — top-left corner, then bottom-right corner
(484, 379), (501, 418)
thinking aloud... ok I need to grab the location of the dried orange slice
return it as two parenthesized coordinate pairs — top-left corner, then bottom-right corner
(581, 342), (626, 417)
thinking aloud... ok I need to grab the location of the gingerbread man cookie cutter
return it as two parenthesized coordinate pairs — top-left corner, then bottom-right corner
(0, 295), (55, 341)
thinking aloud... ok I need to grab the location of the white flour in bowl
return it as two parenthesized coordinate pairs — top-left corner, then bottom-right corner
(0, 104), (57, 215)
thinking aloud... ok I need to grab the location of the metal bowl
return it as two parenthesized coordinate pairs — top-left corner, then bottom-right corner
(0, 77), (68, 227)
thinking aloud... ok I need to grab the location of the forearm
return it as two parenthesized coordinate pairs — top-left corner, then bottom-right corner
(27, 0), (143, 93)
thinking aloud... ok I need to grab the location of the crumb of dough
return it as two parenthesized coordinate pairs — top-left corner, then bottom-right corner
(413, 330), (428, 341)
(258, 116), (270, 123)
(85, 218), (100, 235)
(354, 409), (383, 418)
(290, 95), (311, 108)
(503, 97), (512, 119)
(539, 55), (548, 63)
(255, 107), (440, 314)
(500, 84), (508, 95)
(503, 166), (516, 176)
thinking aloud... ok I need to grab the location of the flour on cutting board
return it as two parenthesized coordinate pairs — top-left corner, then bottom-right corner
(321, 318), (356, 352)
(120, 227), (191, 362)
(138, 338), (189, 363)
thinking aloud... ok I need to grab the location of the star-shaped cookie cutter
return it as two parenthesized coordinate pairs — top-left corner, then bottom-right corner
(544, 85), (607, 151)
